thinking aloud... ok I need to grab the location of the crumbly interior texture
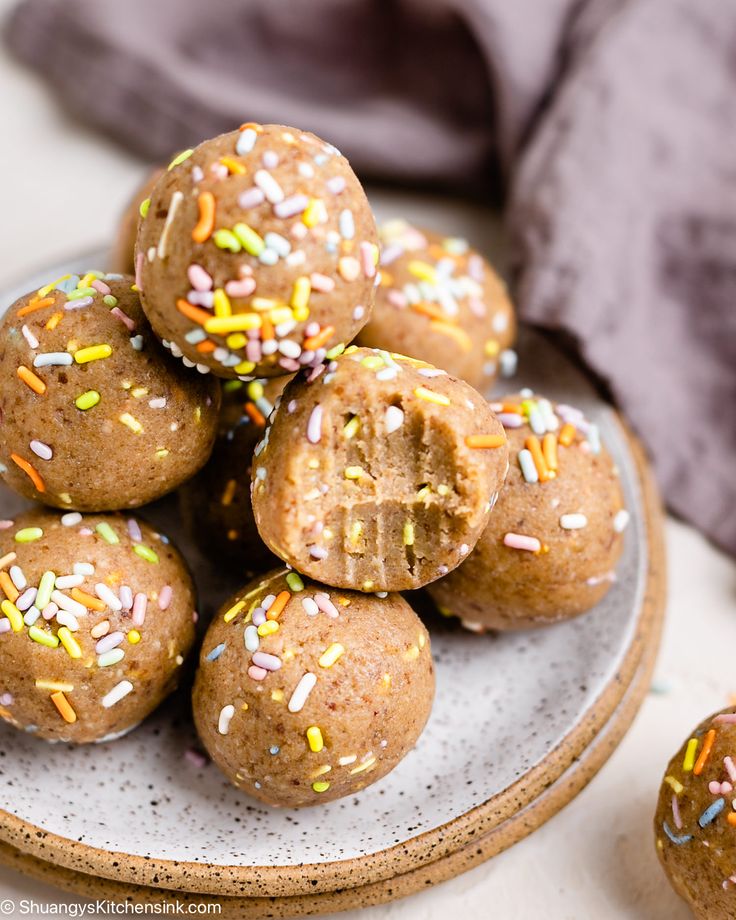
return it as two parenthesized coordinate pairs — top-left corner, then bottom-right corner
(110, 167), (165, 276)
(179, 376), (289, 573)
(356, 220), (517, 388)
(0, 273), (220, 511)
(654, 707), (736, 920)
(137, 124), (379, 379)
(251, 347), (509, 592)
(428, 392), (627, 630)
(192, 567), (434, 807)
(0, 510), (196, 743)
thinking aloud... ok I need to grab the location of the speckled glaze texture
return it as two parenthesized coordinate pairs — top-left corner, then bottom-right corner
(356, 220), (517, 388)
(251, 346), (509, 592)
(193, 568), (434, 807)
(0, 273), (220, 511)
(654, 707), (736, 920)
(0, 509), (196, 743)
(136, 125), (379, 379)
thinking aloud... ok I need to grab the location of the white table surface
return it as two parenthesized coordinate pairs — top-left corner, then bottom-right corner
(1, 7), (734, 917)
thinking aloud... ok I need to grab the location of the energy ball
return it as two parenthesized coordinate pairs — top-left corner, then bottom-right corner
(356, 220), (517, 388)
(0, 510), (196, 743)
(654, 707), (736, 919)
(192, 567), (434, 807)
(179, 376), (289, 573)
(251, 346), (509, 593)
(136, 125), (379, 379)
(0, 271), (221, 511)
(110, 166), (165, 275)
(427, 392), (627, 630)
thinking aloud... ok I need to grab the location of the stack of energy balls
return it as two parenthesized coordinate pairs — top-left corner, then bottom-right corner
(0, 123), (629, 810)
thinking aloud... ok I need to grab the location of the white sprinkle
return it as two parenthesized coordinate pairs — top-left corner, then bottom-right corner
(254, 169), (284, 203)
(55, 574), (83, 590)
(95, 631), (124, 654)
(338, 754), (357, 766)
(384, 405), (404, 434)
(102, 680), (134, 709)
(309, 546), (328, 560)
(56, 610), (80, 632)
(98, 648), (125, 668)
(29, 440), (53, 461)
(287, 672), (317, 713)
(9, 565), (26, 590)
(417, 367), (446, 378)
(274, 194), (309, 219)
(302, 597), (319, 616)
(307, 405), (323, 443)
(149, 397), (167, 409)
(218, 704), (235, 735)
(560, 513), (588, 530)
(73, 562), (95, 577)
(236, 127), (257, 155)
(244, 625), (260, 653)
(22, 325), (39, 349)
(34, 352), (72, 368)
(61, 512), (82, 527)
(95, 583), (123, 611)
(23, 607), (40, 626)
(614, 509), (630, 533)
(50, 590), (86, 617)
(278, 339), (301, 359)
(157, 190), (184, 259)
(339, 209), (355, 239)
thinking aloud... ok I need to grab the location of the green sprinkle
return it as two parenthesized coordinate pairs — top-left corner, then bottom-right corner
(14, 527), (43, 544)
(139, 197), (151, 218)
(213, 229), (242, 253)
(134, 544), (159, 564)
(67, 287), (96, 300)
(168, 148), (194, 170)
(325, 343), (346, 360)
(232, 223), (265, 256)
(223, 380), (244, 394)
(36, 571), (56, 609)
(95, 522), (119, 545)
(76, 390), (101, 410)
(28, 625), (59, 648)
(361, 355), (384, 370)
(103, 295), (118, 308)
(286, 572), (304, 592)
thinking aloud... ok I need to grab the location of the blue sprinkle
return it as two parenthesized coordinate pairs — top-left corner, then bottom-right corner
(57, 276), (80, 293)
(130, 335), (144, 351)
(206, 642), (226, 662)
(663, 821), (692, 845)
(699, 797), (725, 828)
(185, 328), (207, 345)
(269, 746), (280, 755)
(159, 534), (170, 544)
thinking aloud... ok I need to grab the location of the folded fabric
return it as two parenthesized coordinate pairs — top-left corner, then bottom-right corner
(6, 0), (735, 555)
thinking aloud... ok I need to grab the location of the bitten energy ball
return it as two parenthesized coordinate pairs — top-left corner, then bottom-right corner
(428, 392), (627, 630)
(192, 567), (434, 806)
(0, 271), (221, 511)
(110, 166), (165, 275)
(654, 708), (736, 919)
(251, 347), (509, 592)
(179, 376), (288, 572)
(0, 510), (196, 743)
(136, 125), (379, 379)
(356, 220), (517, 388)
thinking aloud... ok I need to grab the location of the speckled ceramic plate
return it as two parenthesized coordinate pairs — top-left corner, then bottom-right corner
(0, 243), (663, 902)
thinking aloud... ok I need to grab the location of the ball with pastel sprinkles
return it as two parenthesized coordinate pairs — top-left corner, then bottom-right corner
(136, 125), (379, 379)
(0, 510), (197, 744)
(655, 708), (736, 920)
(0, 272), (221, 511)
(356, 220), (517, 389)
(427, 391), (627, 630)
(192, 567), (435, 807)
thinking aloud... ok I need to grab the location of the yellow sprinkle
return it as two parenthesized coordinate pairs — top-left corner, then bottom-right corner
(1, 599), (23, 632)
(127, 630), (141, 645)
(46, 312), (63, 331)
(306, 726), (324, 753)
(35, 679), (74, 693)
(311, 764), (332, 778)
(29, 625), (59, 648)
(484, 339), (500, 357)
(241, 701), (249, 711)
(79, 272), (96, 288)
(312, 781), (330, 793)
(361, 355), (384, 370)
(319, 643), (345, 668)
(220, 156), (246, 175)
(403, 522), (415, 546)
(268, 307), (294, 326)
(362, 580), (374, 591)
(57, 626), (82, 659)
(119, 413), (143, 434)
(418, 633), (426, 649)
(302, 198), (326, 227)
(437, 484), (450, 496)
(344, 466), (363, 480)
(213, 288), (232, 317)
(130, 387), (148, 398)
(403, 645), (420, 661)
(74, 344), (112, 364)
(224, 600), (246, 623)
(414, 386), (450, 406)
(75, 390), (100, 410)
(155, 449), (170, 459)
(350, 756), (377, 775)
(204, 314), (261, 334)
(270, 689), (284, 703)
(664, 775), (684, 795)
(37, 274), (70, 298)
(407, 260), (437, 283)
(683, 738), (699, 772)
(257, 620), (279, 637)
(226, 333), (247, 349)
(251, 297), (281, 311)
(234, 361), (256, 375)
(382, 673), (391, 687)
(291, 276), (311, 311)
(348, 521), (363, 546)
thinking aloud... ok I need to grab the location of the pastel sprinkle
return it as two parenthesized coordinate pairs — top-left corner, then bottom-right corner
(95, 523), (119, 544)
(503, 532), (542, 553)
(560, 513), (588, 530)
(306, 726), (324, 752)
(51, 691), (77, 724)
(101, 680), (134, 708)
(319, 643), (344, 668)
(307, 405), (323, 443)
(74, 344), (112, 364)
(133, 544), (159, 564)
(218, 704), (235, 734)
(15, 528), (43, 544)
(206, 643), (227, 662)
(288, 672), (317, 713)
(699, 797), (725, 827)
(76, 390), (101, 410)
(683, 738), (699, 772)
(286, 572), (304, 592)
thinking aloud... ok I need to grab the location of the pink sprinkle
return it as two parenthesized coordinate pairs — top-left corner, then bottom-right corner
(158, 585), (173, 611)
(714, 713), (736, 725)
(90, 620), (110, 639)
(132, 593), (148, 626)
(135, 252), (144, 292)
(0, 691), (13, 704)
(91, 279), (111, 295)
(79, 528), (94, 536)
(498, 413), (524, 428)
(252, 607), (266, 626)
(304, 321), (320, 337)
(252, 651), (282, 671)
(225, 278), (256, 298)
(274, 194), (309, 219)
(111, 307), (136, 332)
(468, 253), (485, 282)
(725, 757), (736, 782)
(307, 405), (323, 443)
(187, 264), (213, 292)
(314, 593), (339, 618)
(246, 340), (262, 362)
(127, 519), (143, 542)
(710, 780), (733, 795)
(0, 521), (14, 530)
(360, 241), (376, 278)
(188, 291), (214, 308)
(184, 748), (208, 768)
(503, 532), (541, 553)
(310, 273), (335, 293)
(248, 665), (268, 681)
(326, 176), (346, 194)
(380, 244), (404, 266)
(387, 290), (408, 309)
(279, 357), (300, 372)
(468, 297), (487, 318)
(238, 188), (265, 209)
(42, 603), (58, 621)
(672, 795), (682, 829)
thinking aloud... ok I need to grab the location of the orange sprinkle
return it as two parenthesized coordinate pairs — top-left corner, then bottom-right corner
(17, 365), (46, 395)
(542, 432), (558, 471)
(221, 479), (238, 507)
(176, 299), (211, 327)
(465, 434), (507, 449)
(50, 691), (77, 724)
(728, 813), (736, 827)
(501, 403), (523, 414)
(191, 191), (216, 243)
(558, 423), (576, 447)
(195, 339), (216, 354)
(239, 122), (262, 132)
(16, 296), (54, 318)
(0, 572), (19, 603)
(10, 454), (46, 493)
(220, 156), (246, 175)
(429, 320), (472, 351)
(412, 301), (451, 322)
(70, 588), (106, 612)
(46, 311), (63, 331)
(266, 591), (290, 621)
(245, 402), (267, 427)
(260, 317), (275, 342)
(525, 435), (554, 482)
(303, 325), (335, 351)
(694, 729), (717, 776)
